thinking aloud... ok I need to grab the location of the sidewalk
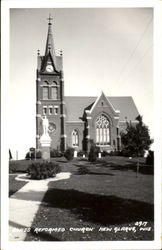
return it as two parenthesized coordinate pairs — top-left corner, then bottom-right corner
(9, 172), (71, 241)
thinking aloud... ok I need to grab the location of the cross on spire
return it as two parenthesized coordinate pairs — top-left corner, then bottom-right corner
(47, 14), (53, 25)
(44, 14), (56, 65)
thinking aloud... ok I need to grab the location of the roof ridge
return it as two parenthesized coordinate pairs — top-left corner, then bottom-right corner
(65, 95), (132, 98)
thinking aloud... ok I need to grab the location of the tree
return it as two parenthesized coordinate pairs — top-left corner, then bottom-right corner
(121, 115), (152, 157)
(88, 141), (100, 162)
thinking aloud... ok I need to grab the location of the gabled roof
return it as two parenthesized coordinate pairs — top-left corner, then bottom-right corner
(64, 96), (139, 122)
(89, 91), (117, 114)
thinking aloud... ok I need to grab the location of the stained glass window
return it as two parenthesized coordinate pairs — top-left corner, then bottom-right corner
(96, 115), (110, 145)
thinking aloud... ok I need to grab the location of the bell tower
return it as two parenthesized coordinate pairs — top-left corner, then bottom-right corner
(36, 15), (66, 152)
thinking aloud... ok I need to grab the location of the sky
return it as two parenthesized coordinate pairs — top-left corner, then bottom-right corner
(9, 8), (153, 159)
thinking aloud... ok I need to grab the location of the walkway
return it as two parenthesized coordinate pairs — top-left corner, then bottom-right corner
(9, 172), (71, 241)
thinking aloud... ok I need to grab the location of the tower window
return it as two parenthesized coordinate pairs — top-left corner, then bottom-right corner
(49, 107), (53, 115)
(43, 86), (49, 99)
(96, 115), (110, 145)
(54, 106), (58, 115)
(43, 106), (47, 115)
(51, 87), (58, 99)
(72, 130), (79, 147)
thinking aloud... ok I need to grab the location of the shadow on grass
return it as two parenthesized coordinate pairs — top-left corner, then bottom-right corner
(93, 160), (153, 175)
(41, 188), (154, 225)
(9, 220), (60, 241)
(109, 164), (153, 175)
(10, 187), (154, 226)
(86, 172), (114, 176)
(56, 160), (68, 163)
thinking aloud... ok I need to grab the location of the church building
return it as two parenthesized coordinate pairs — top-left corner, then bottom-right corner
(36, 16), (139, 153)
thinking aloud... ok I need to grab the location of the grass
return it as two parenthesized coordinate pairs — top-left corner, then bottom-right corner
(24, 156), (154, 241)
(9, 174), (27, 197)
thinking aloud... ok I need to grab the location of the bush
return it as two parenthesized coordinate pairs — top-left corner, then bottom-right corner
(64, 147), (74, 161)
(120, 149), (131, 157)
(146, 150), (154, 166)
(77, 150), (85, 157)
(78, 165), (89, 175)
(101, 151), (109, 157)
(88, 144), (100, 162)
(27, 161), (61, 180)
(50, 149), (63, 158)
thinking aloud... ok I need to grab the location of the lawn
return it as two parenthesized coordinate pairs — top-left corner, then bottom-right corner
(9, 174), (27, 197)
(24, 156), (154, 241)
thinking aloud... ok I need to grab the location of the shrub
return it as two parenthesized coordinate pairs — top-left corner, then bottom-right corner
(101, 151), (109, 157)
(64, 147), (74, 161)
(77, 150), (84, 157)
(78, 165), (89, 175)
(50, 149), (63, 158)
(27, 161), (61, 180)
(120, 149), (130, 157)
(146, 150), (154, 166)
(88, 144), (100, 162)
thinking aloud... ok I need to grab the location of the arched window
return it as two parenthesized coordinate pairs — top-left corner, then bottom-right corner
(72, 130), (79, 147)
(52, 81), (57, 86)
(42, 81), (49, 99)
(51, 87), (58, 99)
(96, 115), (110, 145)
(43, 81), (49, 85)
(43, 87), (49, 99)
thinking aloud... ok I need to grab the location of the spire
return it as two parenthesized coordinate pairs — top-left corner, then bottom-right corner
(45, 14), (56, 63)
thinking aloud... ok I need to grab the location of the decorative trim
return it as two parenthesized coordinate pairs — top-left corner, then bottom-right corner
(36, 114), (41, 118)
(86, 135), (90, 139)
(60, 114), (66, 118)
(37, 78), (41, 81)
(85, 110), (90, 114)
(90, 92), (117, 114)
(86, 117), (92, 120)
(89, 94), (100, 113)
(36, 135), (40, 138)
(61, 101), (65, 105)
(54, 105), (59, 108)
(86, 125), (90, 129)
(36, 101), (41, 105)
(116, 110), (120, 113)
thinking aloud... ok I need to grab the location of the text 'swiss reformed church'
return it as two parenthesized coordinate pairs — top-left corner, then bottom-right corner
(36, 16), (139, 152)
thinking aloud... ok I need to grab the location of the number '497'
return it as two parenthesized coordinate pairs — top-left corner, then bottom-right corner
(135, 221), (148, 227)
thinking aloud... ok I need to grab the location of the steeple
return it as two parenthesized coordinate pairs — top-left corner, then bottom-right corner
(45, 14), (56, 64)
